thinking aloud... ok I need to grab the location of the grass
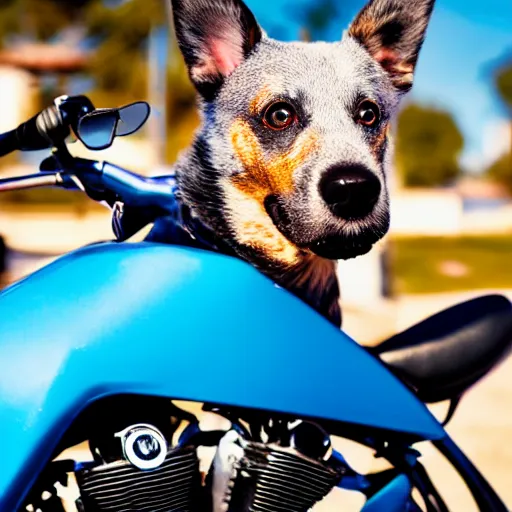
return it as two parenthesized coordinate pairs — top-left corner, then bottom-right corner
(390, 234), (512, 294)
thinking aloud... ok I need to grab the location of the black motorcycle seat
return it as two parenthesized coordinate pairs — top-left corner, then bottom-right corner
(371, 295), (512, 403)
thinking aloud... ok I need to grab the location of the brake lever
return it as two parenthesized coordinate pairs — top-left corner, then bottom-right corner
(40, 155), (60, 172)
(39, 154), (112, 208)
(39, 156), (82, 192)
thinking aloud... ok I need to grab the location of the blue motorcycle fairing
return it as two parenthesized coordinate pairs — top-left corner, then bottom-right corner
(361, 475), (412, 512)
(0, 242), (444, 510)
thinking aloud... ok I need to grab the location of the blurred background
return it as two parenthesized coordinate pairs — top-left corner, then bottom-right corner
(0, 0), (511, 509)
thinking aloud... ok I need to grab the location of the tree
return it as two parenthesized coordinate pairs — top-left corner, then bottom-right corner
(495, 62), (512, 109)
(487, 152), (512, 194)
(292, 0), (356, 41)
(490, 58), (512, 188)
(0, 0), (166, 102)
(84, 0), (166, 100)
(0, 0), (89, 45)
(0, 0), (198, 165)
(395, 104), (464, 187)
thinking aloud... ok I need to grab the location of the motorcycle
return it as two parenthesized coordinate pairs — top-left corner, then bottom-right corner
(0, 95), (511, 512)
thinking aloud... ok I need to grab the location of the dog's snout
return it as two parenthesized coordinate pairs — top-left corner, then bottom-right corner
(319, 164), (381, 219)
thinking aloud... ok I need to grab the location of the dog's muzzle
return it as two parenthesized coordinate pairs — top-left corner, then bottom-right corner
(264, 163), (389, 260)
(319, 164), (381, 220)
(308, 234), (376, 260)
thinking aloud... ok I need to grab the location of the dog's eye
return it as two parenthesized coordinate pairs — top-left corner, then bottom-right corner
(356, 100), (380, 127)
(263, 102), (296, 130)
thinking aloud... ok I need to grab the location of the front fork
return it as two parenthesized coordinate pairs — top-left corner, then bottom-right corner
(434, 435), (507, 511)
(336, 433), (507, 512)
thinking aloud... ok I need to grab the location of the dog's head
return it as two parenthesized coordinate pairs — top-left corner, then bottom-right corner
(171, 0), (434, 266)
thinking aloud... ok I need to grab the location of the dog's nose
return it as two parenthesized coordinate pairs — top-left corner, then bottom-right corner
(320, 165), (381, 219)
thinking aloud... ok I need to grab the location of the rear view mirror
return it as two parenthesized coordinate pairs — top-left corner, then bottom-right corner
(77, 110), (118, 150)
(77, 101), (150, 150)
(116, 102), (150, 136)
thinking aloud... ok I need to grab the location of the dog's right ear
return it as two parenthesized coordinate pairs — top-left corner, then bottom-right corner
(170, 0), (263, 100)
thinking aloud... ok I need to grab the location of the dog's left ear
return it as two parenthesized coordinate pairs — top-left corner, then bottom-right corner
(348, 0), (435, 92)
(170, 0), (263, 100)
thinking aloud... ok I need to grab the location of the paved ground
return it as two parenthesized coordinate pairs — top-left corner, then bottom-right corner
(340, 291), (512, 511)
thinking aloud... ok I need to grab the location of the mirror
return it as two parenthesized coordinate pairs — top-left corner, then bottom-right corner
(76, 102), (150, 150)
(116, 102), (150, 136)
(77, 110), (118, 150)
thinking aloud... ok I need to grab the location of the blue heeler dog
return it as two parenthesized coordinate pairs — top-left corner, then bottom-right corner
(153, 0), (435, 327)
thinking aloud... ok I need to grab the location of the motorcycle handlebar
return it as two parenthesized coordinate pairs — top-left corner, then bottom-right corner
(0, 172), (60, 192)
(0, 94), (175, 235)
(21, 106), (69, 151)
(0, 95), (94, 157)
(0, 130), (19, 157)
(0, 105), (70, 157)
(99, 163), (175, 210)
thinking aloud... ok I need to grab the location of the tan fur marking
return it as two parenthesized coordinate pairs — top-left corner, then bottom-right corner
(224, 118), (319, 263)
(372, 122), (389, 161)
(229, 118), (318, 200)
(349, 15), (415, 90)
(348, 13), (380, 48)
(223, 181), (300, 265)
(249, 85), (273, 116)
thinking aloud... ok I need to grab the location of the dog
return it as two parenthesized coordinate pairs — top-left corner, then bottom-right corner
(161, 0), (435, 327)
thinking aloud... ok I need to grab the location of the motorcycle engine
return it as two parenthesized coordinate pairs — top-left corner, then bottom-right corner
(22, 401), (346, 512)
(76, 424), (203, 511)
(208, 428), (344, 512)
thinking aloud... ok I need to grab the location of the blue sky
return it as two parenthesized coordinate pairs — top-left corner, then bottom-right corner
(246, 0), (512, 172)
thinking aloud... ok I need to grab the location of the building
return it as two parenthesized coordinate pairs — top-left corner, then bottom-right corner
(0, 42), (88, 133)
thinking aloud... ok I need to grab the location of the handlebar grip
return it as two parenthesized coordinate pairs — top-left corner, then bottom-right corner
(0, 104), (71, 157)
(0, 130), (19, 157)
(16, 105), (69, 151)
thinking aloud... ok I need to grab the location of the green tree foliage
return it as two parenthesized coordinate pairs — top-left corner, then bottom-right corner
(486, 58), (512, 193)
(395, 104), (464, 187)
(0, 0), (166, 101)
(487, 152), (512, 194)
(0, 1), (22, 46)
(292, 0), (356, 41)
(494, 62), (512, 110)
(0, 0), (89, 45)
(296, 0), (340, 40)
(0, 0), (199, 166)
(84, 0), (166, 99)
(79, 0), (201, 163)
(165, 38), (199, 162)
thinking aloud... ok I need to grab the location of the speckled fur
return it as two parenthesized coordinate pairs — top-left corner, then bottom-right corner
(168, 0), (435, 327)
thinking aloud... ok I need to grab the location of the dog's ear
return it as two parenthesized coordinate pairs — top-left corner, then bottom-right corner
(170, 0), (263, 99)
(348, 0), (435, 92)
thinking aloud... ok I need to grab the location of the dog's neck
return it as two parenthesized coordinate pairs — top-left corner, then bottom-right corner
(145, 178), (342, 327)
(278, 256), (342, 327)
